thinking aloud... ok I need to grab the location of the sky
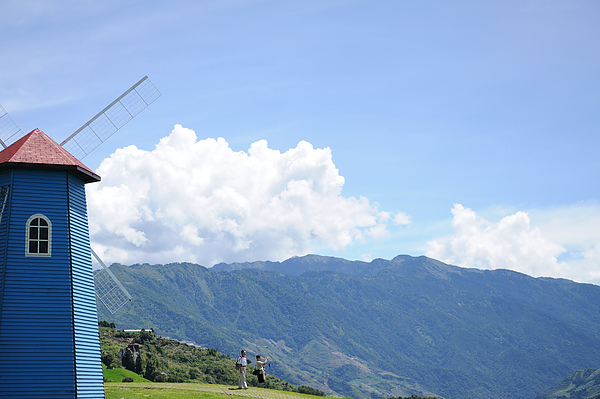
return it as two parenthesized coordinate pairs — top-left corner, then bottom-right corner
(1, 1), (599, 284)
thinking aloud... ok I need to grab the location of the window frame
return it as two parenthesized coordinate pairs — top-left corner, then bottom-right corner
(26, 213), (52, 257)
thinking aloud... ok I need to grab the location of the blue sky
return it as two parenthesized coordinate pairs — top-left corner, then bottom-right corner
(1, 1), (599, 283)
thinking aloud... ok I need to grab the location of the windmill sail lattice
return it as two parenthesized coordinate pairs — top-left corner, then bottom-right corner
(61, 76), (161, 159)
(91, 247), (132, 314)
(0, 104), (25, 149)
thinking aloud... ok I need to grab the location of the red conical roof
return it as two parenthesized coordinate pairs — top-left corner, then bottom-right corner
(0, 129), (100, 183)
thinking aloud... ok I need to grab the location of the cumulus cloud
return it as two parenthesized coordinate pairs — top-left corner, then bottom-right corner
(426, 204), (568, 278)
(529, 202), (600, 283)
(394, 212), (412, 226)
(87, 125), (399, 266)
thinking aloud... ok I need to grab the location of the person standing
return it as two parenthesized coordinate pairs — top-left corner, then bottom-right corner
(237, 350), (248, 389)
(255, 354), (269, 388)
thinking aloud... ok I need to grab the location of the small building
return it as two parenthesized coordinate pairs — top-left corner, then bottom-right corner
(123, 329), (154, 333)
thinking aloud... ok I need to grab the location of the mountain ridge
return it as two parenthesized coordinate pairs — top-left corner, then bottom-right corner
(98, 254), (600, 399)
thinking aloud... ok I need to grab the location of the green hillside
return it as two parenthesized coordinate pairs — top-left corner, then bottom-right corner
(536, 369), (600, 399)
(100, 324), (324, 396)
(97, 255), (600, 399)
(103, 364), (149, 383)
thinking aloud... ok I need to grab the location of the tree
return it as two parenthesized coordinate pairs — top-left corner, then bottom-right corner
(122, 349), (135, 372)
(98, 320), (116, 329)
(138, 329), (155, 344)
(144, 357), (157, 381)
(101, 351), (115, 367)
(135, 354), (143, 374)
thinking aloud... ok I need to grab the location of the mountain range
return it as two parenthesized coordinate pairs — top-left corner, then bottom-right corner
(96, 254), (600, 399)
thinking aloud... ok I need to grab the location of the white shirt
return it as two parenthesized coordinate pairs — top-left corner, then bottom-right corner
(238, 356), (247, 367)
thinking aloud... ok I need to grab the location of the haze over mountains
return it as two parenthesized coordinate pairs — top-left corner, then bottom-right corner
(97, 255), (600, 399)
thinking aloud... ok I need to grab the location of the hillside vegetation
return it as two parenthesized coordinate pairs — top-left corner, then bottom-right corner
(97, 254), (600, 399)
(536, 368), (600, 399)
(100, 323), (324, 396)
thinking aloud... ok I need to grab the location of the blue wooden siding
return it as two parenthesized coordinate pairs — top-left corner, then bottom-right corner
(0, 170), (12, 320)
(0, 168), (104, 398)
(0, 169), (75, 398)
(68, 173), (104, 398)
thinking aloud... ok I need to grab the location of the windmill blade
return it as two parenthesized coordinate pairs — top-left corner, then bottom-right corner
(61, 76), (161, 159)
(91, 247), (132, 314)
(0, 104), (25, 149)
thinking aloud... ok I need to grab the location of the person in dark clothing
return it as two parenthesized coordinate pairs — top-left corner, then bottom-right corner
(255, 354), (269, 388)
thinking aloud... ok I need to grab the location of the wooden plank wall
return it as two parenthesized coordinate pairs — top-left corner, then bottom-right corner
(0, 169), (104, 398)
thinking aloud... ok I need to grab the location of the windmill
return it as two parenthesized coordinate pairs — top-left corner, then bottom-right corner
(0, 77), (160, 398)
(91, 247), (132, 315)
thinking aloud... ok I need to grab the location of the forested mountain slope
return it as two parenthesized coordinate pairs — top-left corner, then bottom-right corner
(536, 368), (600, 399)
(97, 255), (600, 399)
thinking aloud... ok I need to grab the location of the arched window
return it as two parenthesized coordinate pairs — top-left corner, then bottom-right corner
(26, 214), (52, 257)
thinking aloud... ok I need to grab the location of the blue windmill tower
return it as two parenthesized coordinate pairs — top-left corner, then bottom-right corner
(0, 77), (160, 398)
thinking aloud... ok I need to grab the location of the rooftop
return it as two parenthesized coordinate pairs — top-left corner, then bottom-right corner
(0, 129), (100, 183)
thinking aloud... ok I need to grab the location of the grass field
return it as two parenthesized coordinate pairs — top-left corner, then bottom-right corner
(104, 382), (324, 399)
(103, 366), (151, 383)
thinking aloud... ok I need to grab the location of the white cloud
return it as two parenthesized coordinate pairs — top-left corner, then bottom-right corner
(87, 124), (392, 266)
(426, 204), (568, 279)
(394, 212), (412, 226)
(529, 202), (600, 284)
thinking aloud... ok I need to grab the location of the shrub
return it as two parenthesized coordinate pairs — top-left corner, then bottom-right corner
(298, 385), (326, 396)
(101, 352), (115, 367)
